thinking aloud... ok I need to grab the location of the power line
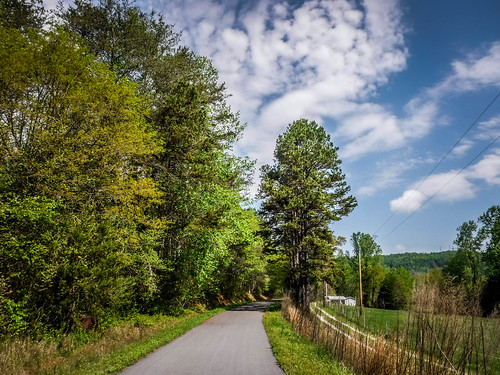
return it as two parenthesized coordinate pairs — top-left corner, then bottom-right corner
(373, 91), (500, 236)
(381, 131), (500, 241)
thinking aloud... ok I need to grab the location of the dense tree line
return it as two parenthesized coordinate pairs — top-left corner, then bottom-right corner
(335, 209), (500, 314)
(0, 0), (266, 336)
(382, 251), (456, 273)
(444, 205), (500, 315)
(335, 233), (414, 310)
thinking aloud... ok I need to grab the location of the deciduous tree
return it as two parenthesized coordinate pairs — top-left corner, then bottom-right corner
(351, 232), (385, 307)
(0, 25), (162, 332)
(478, 205), (500, 315)
(379, 267), (414, 310)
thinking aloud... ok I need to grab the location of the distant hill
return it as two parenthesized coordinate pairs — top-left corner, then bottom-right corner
(382, 250), (456, 273)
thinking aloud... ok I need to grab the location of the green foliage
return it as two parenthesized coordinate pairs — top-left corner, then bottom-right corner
(149, 79), (256, 307)
(0, 195), (62, 335)
(382, 251), (456, 273)
(0, 25), (163, 333)
(446, 221), (483, 289)
(350, 232), (384, 308)
(0, 26), (160, 206)
(478, 205), (500, 277)
(217, 208), (268, 299)
(0, 195), (165, 334)
(443, 205), (500, 315)
(332, 253), (359, 297)
(259, 119), (356, 309)
(263, 304), (355, 375)
(59, 0), (262, 313)
(379, 267), (414, 310)
(1, 0), (264, 339)
(478, 205), (500, 314)
(265, 252), (289, 297)
(0, 0), (45, 31)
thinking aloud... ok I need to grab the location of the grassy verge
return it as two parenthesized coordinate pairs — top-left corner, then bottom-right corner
(263, 303), (355, 375)
(1, 307), (227, 375)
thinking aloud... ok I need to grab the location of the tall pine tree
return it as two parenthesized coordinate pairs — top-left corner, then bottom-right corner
(259, 119), (356, 309)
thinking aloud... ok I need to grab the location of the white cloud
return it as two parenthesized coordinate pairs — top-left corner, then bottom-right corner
(451, 139), (475, 158)
(390, 189), (427, 213)
(426, 42), (500, 98)
(336, 101), (439, 160)
(390, 149), (500, 213)
(48, 0), (500, 171)
(358, 156), (429, 197)
(476, 115), (500, 141)
(450, 43), (500, 90)
(466, 149), (500, 185)
(420, 172), (477, 202)
(155, 0), (409, 168)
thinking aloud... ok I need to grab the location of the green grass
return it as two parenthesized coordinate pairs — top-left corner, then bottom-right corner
(263, 303), (355, 375)
(322, 304), (500, 374)
(68, 308), (226, 375)
(1, 307), (227, 375)
(323, 304), (407, 337)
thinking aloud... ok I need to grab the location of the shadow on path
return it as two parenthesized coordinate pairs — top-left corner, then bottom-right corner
(120, 300), (285, 374)
(230, 301), (274, 312)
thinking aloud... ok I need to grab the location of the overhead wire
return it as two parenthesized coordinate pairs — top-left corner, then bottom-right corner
(373, 91), (500, 238)
(380, 131), (500, 240)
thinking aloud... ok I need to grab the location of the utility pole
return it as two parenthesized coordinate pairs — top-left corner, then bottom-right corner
(358, 246), (363, 316)
(323, 280), (328, 305)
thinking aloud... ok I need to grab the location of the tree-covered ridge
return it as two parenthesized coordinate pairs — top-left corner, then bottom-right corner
(382, 251), (456, 273)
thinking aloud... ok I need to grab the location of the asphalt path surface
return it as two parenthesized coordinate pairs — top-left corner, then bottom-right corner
(120, 301), (284, 375)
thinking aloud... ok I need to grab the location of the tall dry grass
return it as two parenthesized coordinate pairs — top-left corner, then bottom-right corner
(282, 281), (500, 375)
(0, 313), (191, 374)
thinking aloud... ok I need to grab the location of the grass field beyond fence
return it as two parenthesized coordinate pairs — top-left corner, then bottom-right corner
(320, 301), (500, 374)
(323, 305), (406, 337)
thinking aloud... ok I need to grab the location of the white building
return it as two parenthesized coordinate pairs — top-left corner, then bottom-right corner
(327, 296), (356, 306)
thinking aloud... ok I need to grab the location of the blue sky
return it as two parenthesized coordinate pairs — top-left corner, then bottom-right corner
(47, 0), (500, 254)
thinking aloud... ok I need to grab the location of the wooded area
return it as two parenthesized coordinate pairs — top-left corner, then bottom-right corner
(382, 251), (456, 273)
(1, 0), (499, 344)
(0, 0), (267, 336)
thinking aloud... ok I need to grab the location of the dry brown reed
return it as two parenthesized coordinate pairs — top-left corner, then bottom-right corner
(281, 280), (500, 375)
(0, 315), (182, 375)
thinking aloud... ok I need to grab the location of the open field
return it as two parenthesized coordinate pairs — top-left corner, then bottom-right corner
(323, 305), (406, 337)
(321, 303), (500, 374)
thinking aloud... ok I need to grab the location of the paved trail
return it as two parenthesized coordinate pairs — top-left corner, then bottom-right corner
(120, 301), (284, 375)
